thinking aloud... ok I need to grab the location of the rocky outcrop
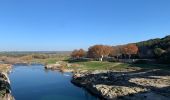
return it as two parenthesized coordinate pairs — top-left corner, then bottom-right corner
(0, 64), (14, 100)
(45, 62), (74, 72)
(45, 63), (62, 70)
(0, 73), (14, 100)
(72, 69), (170, 100)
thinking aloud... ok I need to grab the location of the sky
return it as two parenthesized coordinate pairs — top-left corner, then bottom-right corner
(0, 0), (170, 51)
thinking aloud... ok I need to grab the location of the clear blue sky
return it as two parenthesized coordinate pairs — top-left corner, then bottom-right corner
(0, 0), (169, 51)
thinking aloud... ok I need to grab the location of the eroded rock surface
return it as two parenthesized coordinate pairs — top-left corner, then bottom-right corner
(0, 64), (14, 100)
(72, 69), (170, 100)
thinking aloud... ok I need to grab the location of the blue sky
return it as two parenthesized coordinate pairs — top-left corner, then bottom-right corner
(0, 0), (170, 51)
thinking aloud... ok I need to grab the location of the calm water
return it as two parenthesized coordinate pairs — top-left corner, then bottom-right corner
(9, 64), (99, 100)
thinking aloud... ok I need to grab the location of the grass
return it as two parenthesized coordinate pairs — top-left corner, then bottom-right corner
(69, 61), (131, 71)
(68, 60), (170, 71)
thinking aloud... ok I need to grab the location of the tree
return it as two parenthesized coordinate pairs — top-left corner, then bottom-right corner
(110, 46), (124, 59)
(154, 48), (165, 57)
(87, 45), (113, 61)
(78, 49), (86, 58)
(136, 35), (170, 59)
(123, 44), (138, 59)
(158, 48), (170, 64)
(71, 49), (86, 58)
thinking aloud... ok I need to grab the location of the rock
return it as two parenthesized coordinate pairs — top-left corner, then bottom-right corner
(0, 73), (14, 100)
(45, 63), (62, 70)
(45, 62), (75, 73)
(0, 64), (15, 100)
(123, 92), (170, 100)
(72, 69), (170, 100)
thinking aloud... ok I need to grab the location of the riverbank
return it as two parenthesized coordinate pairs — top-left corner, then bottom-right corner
(72, 69), (170, 100)
(44, 61), (170, 100)
(0, 64), (14, 100)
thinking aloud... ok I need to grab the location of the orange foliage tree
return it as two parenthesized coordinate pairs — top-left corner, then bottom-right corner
(123, 44), (138, 59)
(71, 49), (86, 58)
(87, 45), (113, 61)
(110, 46), (124, 59)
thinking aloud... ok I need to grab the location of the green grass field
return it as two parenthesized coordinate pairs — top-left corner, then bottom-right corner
(69, 61), (131, 71)
(68, 61), (170, 71)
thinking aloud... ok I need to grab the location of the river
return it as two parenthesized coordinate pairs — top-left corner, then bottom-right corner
(9, 64), (99, 100)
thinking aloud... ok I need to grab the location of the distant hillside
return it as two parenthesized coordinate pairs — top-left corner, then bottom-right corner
(136, 35), (170, 63)
(0, 51), (72, 57)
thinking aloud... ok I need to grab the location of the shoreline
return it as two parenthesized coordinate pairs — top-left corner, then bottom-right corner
(44, 61), (170, 100)
(0, 64), (15, 100)
(71, 69), (170, 100)
(11, 62), (170, 100)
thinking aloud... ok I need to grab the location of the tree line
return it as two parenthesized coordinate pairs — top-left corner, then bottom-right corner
(71, 35), (170, 64)
(71, 44), (138, 61)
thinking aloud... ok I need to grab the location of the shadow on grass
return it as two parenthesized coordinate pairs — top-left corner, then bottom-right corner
(63, 59), (90, 63)
(129, 63), (170, 70)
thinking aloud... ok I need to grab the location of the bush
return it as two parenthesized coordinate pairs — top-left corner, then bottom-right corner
(69, 58), (92, 63)
(159, 52), (170, 64)
(133, 59), (155, 64)
(154, 48), (165, 57)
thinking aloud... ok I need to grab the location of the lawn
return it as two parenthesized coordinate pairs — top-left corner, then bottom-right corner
(69, 61), (132, 71)
(68, 61), (170, 71)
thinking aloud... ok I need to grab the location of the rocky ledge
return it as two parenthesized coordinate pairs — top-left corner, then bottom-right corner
(0, 64), (14, 100)
(45, 61), (74, 72)
(72, 69), (170, 100)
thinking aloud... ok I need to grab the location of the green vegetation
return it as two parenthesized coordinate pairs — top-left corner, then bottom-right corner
(69, 61), (129, 71)
(136, 35), (170, 63)
(0, 35), (169, 71)
(132, 64), (170, 70)
(70, 35), (170, 64)
(68, 61), (170, 71)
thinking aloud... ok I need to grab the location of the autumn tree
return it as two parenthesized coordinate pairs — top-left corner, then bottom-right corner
(110, 46), (124, 59)
(71, 49), (86, 58)
(78, 49), (86, 58)
(87, 45), (113, 61)
(123, 44), (138, 59)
